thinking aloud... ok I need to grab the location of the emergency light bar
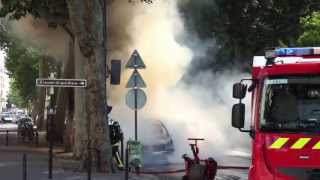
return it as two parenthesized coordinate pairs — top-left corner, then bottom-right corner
(265, 47), (320, 58)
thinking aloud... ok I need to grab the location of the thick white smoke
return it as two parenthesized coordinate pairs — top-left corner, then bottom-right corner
(6, 0), (252, 165)
(109, 0), (251, 164)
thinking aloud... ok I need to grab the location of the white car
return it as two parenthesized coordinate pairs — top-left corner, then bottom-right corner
(142, 120), (174, 165)
(1, 115), (14, 123)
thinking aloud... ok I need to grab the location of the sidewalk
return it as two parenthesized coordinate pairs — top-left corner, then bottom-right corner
(0, 145), (171, 180)
(0, 133), (179, 180)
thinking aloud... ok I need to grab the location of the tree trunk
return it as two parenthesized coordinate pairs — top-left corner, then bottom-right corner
(34, 57), (48, 130)
(54, 34), (74, 144)
(67, 0), (112, 172)
(64, 88), (74, 152)
(73, 37), (88, 162)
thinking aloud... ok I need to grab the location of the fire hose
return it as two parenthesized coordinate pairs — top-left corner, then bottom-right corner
(129, 165), (250, 175)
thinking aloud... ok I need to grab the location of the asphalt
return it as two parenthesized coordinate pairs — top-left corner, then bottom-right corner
(0, 150), (177, 180)
(0, 129), (176, 180)
(0, 124), (248, 180)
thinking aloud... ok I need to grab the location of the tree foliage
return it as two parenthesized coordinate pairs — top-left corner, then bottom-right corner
(0, 0), (68, 27)
(8, 80), (27, 107)
(0, 32), (39, 107)
(298, 12), (320, 46)
(179, 0), (320, 71)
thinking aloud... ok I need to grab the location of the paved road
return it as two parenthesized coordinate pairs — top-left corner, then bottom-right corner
(0, 151), (82, 180)
(0, 150), (248, 180)
(143, 154), (249, 180)
(0, 123), (18, 131)
(0, 123), (249, 179)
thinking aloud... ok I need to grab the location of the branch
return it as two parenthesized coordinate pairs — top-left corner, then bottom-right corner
(62, 23), (75, 40)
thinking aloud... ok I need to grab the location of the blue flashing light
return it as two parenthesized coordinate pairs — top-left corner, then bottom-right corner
(275, 48), (313, 56)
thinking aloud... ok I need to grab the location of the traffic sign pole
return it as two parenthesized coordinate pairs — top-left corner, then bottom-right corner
(48, 73), (55, 179)
(134, 70), (138, 140)
(134, 89), (138, 141)
(125, 50), (147, 141)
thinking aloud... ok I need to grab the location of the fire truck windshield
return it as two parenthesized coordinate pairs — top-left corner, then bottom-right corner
(260, 76), (320, 133)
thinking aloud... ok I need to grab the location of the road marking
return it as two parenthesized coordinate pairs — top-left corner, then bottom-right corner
(66, 176), (84, 180)
(42, 169), (64, 174)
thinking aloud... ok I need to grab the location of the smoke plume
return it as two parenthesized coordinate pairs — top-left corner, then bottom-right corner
(10, 16), (70, 62)
(8, 0), (251, 164)
(107, 0), (251, 163)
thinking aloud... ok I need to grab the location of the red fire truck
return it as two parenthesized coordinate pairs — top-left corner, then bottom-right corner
(232, 47), (320, 180)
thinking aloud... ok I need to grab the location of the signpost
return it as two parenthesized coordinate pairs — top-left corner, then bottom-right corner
(36, 74), (86, 179)
(125, 50), (147, 141)
(125, 89), (147, 110)
(36, 79), (87, 87)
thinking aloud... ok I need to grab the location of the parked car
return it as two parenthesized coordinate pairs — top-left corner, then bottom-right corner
(1, 114), (14, 123)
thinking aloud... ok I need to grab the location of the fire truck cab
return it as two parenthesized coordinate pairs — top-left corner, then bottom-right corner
(232, 47), (320, 180)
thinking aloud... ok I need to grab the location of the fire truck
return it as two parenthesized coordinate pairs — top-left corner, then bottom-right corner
(232, 47), (320, 180)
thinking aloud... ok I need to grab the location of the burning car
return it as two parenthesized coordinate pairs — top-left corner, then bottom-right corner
(141, 120), (174, 165)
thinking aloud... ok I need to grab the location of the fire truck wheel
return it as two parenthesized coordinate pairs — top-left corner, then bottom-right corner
(189, 164), (206, 180)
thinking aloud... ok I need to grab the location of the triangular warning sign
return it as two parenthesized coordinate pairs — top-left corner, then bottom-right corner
(126, 50), (146, 69)
(126, 70), (146, 88)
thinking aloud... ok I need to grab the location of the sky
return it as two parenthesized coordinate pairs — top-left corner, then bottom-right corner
(0, 50), (10, 110)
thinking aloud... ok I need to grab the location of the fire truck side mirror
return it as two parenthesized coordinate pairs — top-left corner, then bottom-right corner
(233, 83), (247, 99)
(232, 103), (245, 129)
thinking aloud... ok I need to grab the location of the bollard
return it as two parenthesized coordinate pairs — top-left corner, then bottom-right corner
(6, 130), (9, 146)
(96, 149), (101, 172)
(125, 148), (129, 180)
(48, 111), (54, 179)
(35, 131), (39, 147)
(22, 153), (27, 180)
(87, 146), (92, 180)
(121, 136), (124, 163)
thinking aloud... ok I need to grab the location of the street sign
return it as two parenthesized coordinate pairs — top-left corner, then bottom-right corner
(125, 88), (147, 110)
(126, 69), (146, 88)
(36, 79), (87, 88)
(126, 50), (146, 69)
(128, 140), (143, 166)
(126, 50), (147, 141)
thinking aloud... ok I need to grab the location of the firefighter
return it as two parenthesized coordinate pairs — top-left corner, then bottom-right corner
(109, 119), (124, 170)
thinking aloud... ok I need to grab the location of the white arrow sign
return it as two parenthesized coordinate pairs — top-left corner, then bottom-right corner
(126, 50), (146, 69)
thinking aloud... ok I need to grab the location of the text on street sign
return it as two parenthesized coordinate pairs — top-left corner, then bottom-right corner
(36, 79), (87, 88)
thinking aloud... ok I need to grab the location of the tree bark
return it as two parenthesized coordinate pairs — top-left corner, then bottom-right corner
(34, 57), (48, 130)
(53, 32), (74, 144)
(73, 37), (88, 163)
(64, 88), (74, 152)
(67, 0), (112, 172)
